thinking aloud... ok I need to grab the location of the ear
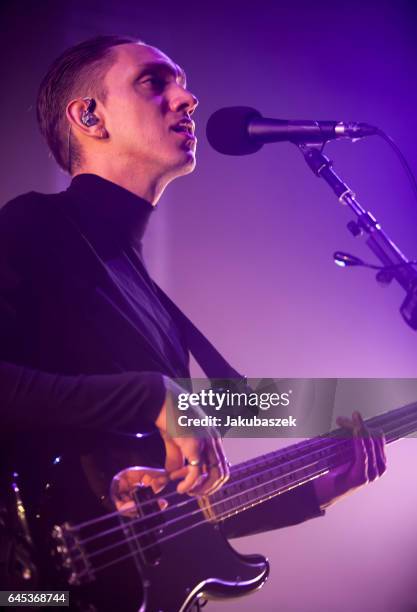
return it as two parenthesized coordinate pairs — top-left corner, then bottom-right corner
(66, 98), (107, 140)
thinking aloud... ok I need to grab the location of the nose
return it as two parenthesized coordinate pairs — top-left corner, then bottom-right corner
(170, 85), (199, 115)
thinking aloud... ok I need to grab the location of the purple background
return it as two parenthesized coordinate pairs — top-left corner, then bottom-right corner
(1, 1), (417, 610)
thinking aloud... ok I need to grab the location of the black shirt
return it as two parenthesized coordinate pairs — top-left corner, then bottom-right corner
(0, 174), (183, 434)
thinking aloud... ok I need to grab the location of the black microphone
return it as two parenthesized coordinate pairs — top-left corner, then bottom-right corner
(206, 106), (378, 156)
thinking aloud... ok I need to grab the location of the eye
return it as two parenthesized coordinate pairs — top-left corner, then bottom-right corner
(140, 76), (167, 92)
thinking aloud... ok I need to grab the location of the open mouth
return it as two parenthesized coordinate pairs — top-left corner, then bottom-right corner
(170, 121), (196, 139)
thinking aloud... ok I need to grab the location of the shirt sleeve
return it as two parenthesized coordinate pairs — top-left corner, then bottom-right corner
(0, 361), (166, 433)
(221, 480), (325, 539)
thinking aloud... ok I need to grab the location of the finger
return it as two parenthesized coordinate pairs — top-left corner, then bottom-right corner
(169, 454), (214, 483)
(352, 410), (366, 430)
(189, 437), (225, 496)
(350, 427), (369, 487)
(141, 473), (169, 494)
(169, 445), (225, 496)
(187, 428), (232, 497)
(169, 466), (189, 481)
(112, 467), (167, 502)
(215, 436), (231, 482)
(336, 416), (355, 433)
(116, 500), (136, 517)
(188, 472), (210, 494)
(176, 462), (204, 495)
(207, 437), (230, 493)
(337, 411), (365, 432)
(352, 413), (379, 482)
(373, 432), (387, 477)
(116, 495), (169, 517)
(363, 435), (378, 482)
(175, 438), (207, 495)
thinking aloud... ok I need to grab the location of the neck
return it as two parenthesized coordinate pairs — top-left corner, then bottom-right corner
(73, 161), (170, 206)
(199, 400), (417, 523)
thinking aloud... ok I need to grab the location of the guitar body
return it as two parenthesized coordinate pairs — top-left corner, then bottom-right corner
(11, 429), (269, 612)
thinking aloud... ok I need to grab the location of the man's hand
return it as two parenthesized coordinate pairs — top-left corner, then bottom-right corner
(154, 377), (230, 497)
(110, 379), (229, 513)
(314, 411), (387, 510)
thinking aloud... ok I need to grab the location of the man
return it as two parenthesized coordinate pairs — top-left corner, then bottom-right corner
(0, 35), (385, 601)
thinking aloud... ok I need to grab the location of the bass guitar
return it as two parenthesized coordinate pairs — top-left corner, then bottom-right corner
(8, 399), (417, 611)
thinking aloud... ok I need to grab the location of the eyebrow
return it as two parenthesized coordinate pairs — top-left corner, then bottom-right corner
(136, 61), (187, 87)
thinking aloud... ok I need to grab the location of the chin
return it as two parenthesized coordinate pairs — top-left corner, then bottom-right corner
(182, 156), (197, 175)
(171, 153), (197, 179)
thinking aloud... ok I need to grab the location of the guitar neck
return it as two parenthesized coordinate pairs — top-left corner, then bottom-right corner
(209, 400), (417, 521)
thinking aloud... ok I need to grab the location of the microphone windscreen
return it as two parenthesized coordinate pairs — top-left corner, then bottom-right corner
(206, 106), (264, 155)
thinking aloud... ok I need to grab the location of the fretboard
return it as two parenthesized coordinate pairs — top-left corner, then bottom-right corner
(210, 400), (417, 521)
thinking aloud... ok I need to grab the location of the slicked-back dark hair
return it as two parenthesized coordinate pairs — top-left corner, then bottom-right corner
(36, 35), (141, 173)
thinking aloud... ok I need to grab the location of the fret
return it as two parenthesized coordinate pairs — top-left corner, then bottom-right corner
(207, 401), (417, 523)
(217, 471), (326, 523)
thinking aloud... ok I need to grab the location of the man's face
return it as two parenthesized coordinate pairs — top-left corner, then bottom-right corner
(102, 43), (198, 181)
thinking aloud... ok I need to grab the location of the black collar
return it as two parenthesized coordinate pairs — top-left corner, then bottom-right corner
(66, 174), (154, 251)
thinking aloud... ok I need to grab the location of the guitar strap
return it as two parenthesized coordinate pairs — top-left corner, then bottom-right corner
(154, 284), (245, 381)
(155, 285), (259, 425)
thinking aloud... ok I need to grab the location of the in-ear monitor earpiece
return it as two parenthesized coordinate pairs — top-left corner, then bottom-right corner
(81, 97), (99, 127)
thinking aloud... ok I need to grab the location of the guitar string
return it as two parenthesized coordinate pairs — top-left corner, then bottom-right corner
(70, 435), (349, 549)
(69, 404), (392, 534)
(67, 415), (414, 574)
(74, 444), (354, 578)
(67, 404), (405, 540)
(74, 413), (411, 582)
(68, 432), (341, 532)
(67, 403), (414, 535)
(70, 401), (416, 534)
(70, 407), (412, 553)
(71, 417), (413, 582)
(69, 441), (352, 556)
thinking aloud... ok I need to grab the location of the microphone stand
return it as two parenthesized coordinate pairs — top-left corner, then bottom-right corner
(297, 143), (417, 330)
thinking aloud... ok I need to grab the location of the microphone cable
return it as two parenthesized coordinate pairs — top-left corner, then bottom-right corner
(375, 128), (417, 204)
